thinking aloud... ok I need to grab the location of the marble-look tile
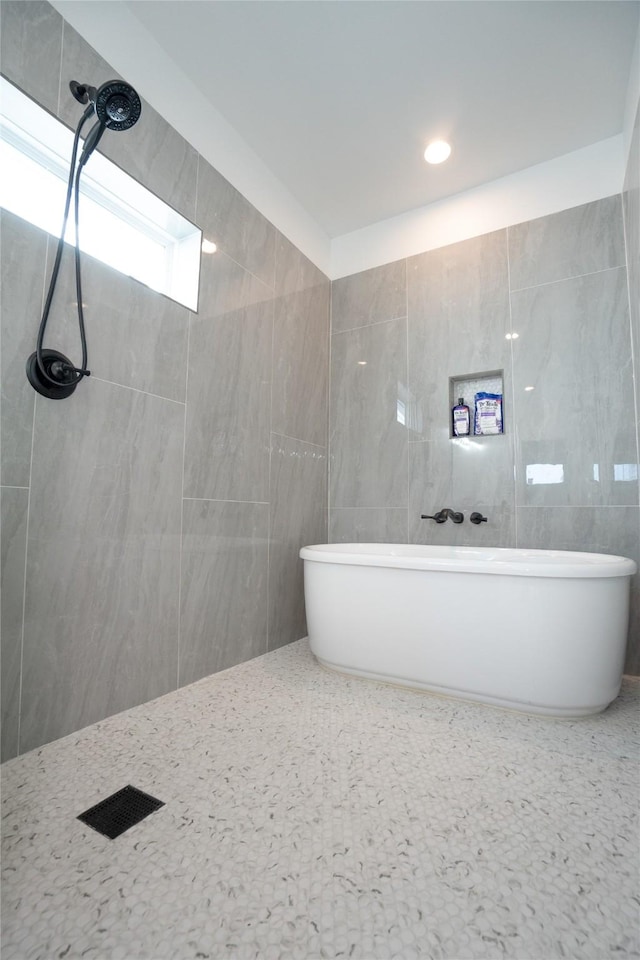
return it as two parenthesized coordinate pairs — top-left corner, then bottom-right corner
(179, 499), (268, 687)
(516, 506), (640, 674)
(409, 433), (515, 511)
(58, 23), (198, 222)
(509, 195), (625, 291)
(43, 240), (190, 402)
(329, 507), (407, 544)
(184, 251), (273, 502)
(0, 212), (45, 487)
(1, 486), (28, 762)
(197, 158), (276, 289)
(268, 435), (326, 650)
(409, 439), (515, 547)
(272, 236), (330, 446)
(623, 102), (640, 462)
(275, 231), (329, 297)
(410, 503), (515, 548)
(407, 229), (511, 442)
(2, 640), (637, 960)
(330, 318), (408, 508)
(331, 259), (406, 334)
(56, 20), (121, 128)
(19, 379), (183, 754)
(512, 268), (637, 506)
(0, 0), (62, 115)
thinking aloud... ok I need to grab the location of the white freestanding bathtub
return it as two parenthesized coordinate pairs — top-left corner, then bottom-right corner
(300, 543), (637, 717)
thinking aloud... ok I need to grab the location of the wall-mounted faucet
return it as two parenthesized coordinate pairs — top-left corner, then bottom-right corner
(470, 512), (488, 524)
(421, 508), (464, 524)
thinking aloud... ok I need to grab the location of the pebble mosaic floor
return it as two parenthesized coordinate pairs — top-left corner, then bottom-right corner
(1, 639), (639, 960)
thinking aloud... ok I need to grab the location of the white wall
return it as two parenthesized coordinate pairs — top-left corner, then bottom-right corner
(330, 136), (624, 278)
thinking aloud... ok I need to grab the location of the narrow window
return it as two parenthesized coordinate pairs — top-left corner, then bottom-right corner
(0, 76), (201, 311)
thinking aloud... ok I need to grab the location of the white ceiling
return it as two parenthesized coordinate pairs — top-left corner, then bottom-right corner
(121, 0), (639, 238)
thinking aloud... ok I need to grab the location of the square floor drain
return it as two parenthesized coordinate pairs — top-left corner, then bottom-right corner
(77, 785), (164, 839)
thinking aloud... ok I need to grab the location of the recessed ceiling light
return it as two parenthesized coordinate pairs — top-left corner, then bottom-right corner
(424, 140), (451, 164)
(201, 238), (217, 254)
(525, 385), (535, 392)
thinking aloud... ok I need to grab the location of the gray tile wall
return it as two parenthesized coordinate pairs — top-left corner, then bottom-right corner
(0, 2), (329, 759)
(330, 195), (640, 673)
(623, 100), (640, 673)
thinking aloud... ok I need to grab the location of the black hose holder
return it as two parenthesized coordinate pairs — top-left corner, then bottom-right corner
(26, 349), (81, 400)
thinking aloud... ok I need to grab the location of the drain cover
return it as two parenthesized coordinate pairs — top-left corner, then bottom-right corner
(77, 785), (164, 839)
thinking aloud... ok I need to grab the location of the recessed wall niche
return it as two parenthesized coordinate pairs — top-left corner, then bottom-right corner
(449, 370), (504, 438)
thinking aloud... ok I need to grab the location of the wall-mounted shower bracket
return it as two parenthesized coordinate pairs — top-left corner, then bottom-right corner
(26, 349), (80, 400)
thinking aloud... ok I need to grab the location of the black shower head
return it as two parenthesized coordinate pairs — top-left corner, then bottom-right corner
(70, 78), (142, 131)
(94, 80), (142, 130)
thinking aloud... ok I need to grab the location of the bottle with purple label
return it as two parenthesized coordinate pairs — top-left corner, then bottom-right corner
(452, 397), (470, 436)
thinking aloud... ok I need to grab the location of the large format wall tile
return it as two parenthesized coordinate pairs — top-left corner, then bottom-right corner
(331, 260), (406, 334)
(272, 235), (330, 446)
(179, 499), (269, 686)
(184, 251), (274, 502)
(1, 212), (45, 487)
(19, 379), (183, 753)
(509, 195), (625, 291)
(275, 232), (328, 297)
(516, 506), (640, 674)
(407, 229), (511, 443)
(409, 504), (515, 548)
(512, 268), (636, 507)
(408, 440), (515, 547)
(1, 486), (28, 762)
(269, 435), (327, 650)
(623, 103), (640, 461)
(409, 434), (515, 513)
(44, 241), (190, 402)
(0, 0), (62, 115)
(58, 24), (198, 222)
(329, 507), (407, 544)
(197, 159), (276, 289)
(330, 318), (407, 508)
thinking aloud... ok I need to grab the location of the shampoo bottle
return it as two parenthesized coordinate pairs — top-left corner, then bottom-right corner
(452, 397), (470, 436)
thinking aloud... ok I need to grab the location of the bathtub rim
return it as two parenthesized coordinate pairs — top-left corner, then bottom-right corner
(300, 542), (637, 579)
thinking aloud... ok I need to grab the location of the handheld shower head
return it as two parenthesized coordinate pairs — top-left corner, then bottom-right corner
(70, 78), (142, 131)
(94, 80), (142, 130)
(25, 78), (144, 400)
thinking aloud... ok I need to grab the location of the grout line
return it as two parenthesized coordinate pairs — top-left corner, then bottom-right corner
(16, 397), (37, 759)
(56, 19), (64, 118)
(327, 277), (333, 541)
(516, 505), (638, 511)
(14, 238), (53, 759)
(506, 225), (518, 547)
(270, 431), (327, 451)
(182, 497), (270, 505)
(405, 256), (410, 544)
(331, 314), (408, 337)
(176, 316), (191, 692)
(265, 246), (276, 656)
(510, 263), (626, 295)
(619, 188), (640, 511)
(89, 376), (186, 406)
(194, 152), (200, 230)
(1, 485), (30, 491)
